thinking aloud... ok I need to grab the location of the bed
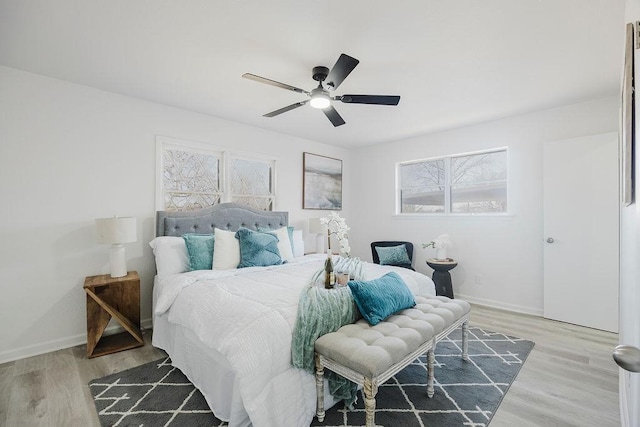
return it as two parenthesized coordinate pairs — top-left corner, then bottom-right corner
(151, 203), (436, 427)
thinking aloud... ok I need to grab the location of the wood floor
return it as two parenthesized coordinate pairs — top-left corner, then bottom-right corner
(470, 305), (620, 427)
(0, 305), (620, 426)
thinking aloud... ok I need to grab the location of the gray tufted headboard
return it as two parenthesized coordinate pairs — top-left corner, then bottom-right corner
(156, 203), (289, 237)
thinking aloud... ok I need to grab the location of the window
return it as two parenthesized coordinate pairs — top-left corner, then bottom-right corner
(161, 145), (222, 211)
(398, 148), (507, 214)
(157, 137), (276, 211)
(228, 155), (275, 211)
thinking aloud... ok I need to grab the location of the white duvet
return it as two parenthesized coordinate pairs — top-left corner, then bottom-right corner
(154, 255), (435, 427)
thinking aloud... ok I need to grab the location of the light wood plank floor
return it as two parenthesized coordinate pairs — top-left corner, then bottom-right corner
(0, 305), (620, 426)
(470, 305), (620, 427)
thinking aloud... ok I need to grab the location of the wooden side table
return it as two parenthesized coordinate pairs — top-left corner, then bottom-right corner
(426, 258), (458, 299)
(83, 271), (144, 358)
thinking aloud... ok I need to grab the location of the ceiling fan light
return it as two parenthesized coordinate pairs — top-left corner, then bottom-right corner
(310, 94), (330, 109)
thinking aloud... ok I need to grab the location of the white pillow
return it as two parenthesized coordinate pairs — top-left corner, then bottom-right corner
(148, 236), (190, 276)
(292, 229), (304, 258)
(271, 226), (294, 262)
(212, 228), (240, 269)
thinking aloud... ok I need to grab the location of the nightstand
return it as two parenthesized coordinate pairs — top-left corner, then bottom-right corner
(426, 258), (458, 299)
(83, 271), (144, 358)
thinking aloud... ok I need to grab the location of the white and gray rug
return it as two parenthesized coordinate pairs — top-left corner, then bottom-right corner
(89, 327), (533, 427)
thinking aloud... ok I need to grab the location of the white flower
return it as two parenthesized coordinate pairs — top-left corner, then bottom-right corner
(422, 234), (452, 250)
(320, 212), (351, 257)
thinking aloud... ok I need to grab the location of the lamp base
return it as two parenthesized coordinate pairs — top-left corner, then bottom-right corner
(109, 244), (128, 278)
(315, 234), (325, 254)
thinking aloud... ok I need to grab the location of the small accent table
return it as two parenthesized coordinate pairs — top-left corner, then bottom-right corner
(426, 258), (458, 299)
(83, 271), (144, 358)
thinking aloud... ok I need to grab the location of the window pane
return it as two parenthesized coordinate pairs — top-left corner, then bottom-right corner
(401, 187), (445, 213)
(164, 192), (221, 212)
(163, 149), (220, 192)
(230, 158), (273, 196)
(401, 160), (445, 187)
(231, 196), (274, 211)
(162, 147), (221, 211)
(451, 151), (506, 185)
(450, 150), (507, 213)
(400, 160), (445, 213)
(451, 182), (507, 213)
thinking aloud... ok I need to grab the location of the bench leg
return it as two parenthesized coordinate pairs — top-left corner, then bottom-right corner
(315, 353), (325, 422)
(462, 320), (469, 361)
(363, 377), (378, 427)
(427, 345), (435, 398)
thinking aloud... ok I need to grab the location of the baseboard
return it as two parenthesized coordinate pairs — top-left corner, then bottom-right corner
(0, 318), (153, 365)
(455, 293), (543, 317)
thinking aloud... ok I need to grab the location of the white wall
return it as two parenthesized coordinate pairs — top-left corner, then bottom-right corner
(350, 97), (618, 314)
(0, 66), (350, 363)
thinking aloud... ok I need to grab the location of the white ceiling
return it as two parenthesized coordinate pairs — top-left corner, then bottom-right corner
(0, 0), (626, 148)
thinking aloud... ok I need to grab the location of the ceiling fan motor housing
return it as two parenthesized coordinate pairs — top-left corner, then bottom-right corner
(312, 66), (329, 82)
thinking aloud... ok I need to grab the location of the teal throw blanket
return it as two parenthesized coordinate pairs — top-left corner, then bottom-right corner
(291, 257), (365, 404)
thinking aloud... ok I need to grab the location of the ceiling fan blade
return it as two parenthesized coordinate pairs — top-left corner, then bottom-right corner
(322, 106), (346, 127)
(325, 54), (359, 90)
(339, 95), (401, 105)
(243, 73), (310, 95)
(263, 100), (309, 117)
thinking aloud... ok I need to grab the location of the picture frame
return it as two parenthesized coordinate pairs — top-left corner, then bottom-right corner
(621, 22), (635, 207)
(303, 152), (343, 210)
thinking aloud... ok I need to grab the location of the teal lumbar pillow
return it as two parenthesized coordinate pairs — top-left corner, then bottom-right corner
(375, 244), (411, 266)
(348, 272), (416, 325)
(235, 228), (282, 268)
(182, 233), (215, 270)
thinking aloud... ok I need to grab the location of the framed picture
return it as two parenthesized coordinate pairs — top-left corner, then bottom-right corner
(303, 152), (342, 210)
(621, 22), (635, 207)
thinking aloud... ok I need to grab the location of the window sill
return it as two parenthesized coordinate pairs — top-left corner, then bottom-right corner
(392, 212), (514, 219)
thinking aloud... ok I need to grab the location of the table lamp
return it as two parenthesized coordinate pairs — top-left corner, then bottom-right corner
(308, 218), (328, 254)
(95, 216), (137, 278)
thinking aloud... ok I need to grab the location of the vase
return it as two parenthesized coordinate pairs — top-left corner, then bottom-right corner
(436, 248), (447, 261)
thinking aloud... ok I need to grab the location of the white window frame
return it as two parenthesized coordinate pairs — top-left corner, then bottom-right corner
(396, 147), (508, 215)
(156, 136), (277, 211)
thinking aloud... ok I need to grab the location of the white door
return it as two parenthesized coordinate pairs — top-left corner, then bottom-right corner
(618, 170), (640, 426)
(616, 15), (640, 427)
(543, 132), (619, 332)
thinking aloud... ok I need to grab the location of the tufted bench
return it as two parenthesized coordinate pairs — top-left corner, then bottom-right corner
(314, 295), (471, 427)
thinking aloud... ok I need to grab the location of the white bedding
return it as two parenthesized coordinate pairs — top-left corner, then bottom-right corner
(152, 254), (435, 427)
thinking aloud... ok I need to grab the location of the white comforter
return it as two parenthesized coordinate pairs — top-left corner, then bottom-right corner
(154, 255), (435, 427)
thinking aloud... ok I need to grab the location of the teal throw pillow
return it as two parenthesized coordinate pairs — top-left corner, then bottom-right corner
(375, 244), (411, 266)
(235, 228), (283, 268)
(348, 272), (416, 325)
(182, 233), (215, 270)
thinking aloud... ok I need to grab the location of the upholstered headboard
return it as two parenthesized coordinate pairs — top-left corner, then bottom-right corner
(156, 203), (289, 237)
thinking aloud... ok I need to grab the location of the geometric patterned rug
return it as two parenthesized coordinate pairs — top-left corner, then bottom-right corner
(89, 327), (533, 427)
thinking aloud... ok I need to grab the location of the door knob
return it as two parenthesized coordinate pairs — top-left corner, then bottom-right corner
(613, 345), (640, 372)
(546, 237), (554, 243)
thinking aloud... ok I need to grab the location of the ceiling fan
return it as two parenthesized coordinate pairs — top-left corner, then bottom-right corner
(242, 53), (400, 127)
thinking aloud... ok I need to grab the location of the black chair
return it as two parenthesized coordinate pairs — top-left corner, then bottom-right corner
(370, 241), (415, 270)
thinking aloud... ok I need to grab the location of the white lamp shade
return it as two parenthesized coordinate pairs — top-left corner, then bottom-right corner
(308, 218), (328, 235)
(95, 217), (137, 244)
(309, 218), (328, 254)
